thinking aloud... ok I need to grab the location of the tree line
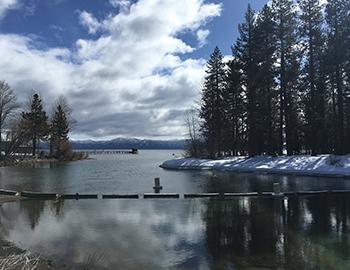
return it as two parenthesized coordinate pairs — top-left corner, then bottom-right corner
(0, 80), (77, 162)
(195, 0), (350, 158)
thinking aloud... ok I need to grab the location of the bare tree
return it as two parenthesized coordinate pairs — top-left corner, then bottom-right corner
(4, 114), (31, 158)
(184, 108), (201, 157)
(0, 81), (18, 158)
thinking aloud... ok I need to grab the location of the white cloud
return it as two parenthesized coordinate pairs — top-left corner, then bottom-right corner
(78, 10), (101, 35)
(0, 0), (18, 18)
(0, 0), (222, 140)
(196, 29), (210, 48)
(109, 0), (131, 11)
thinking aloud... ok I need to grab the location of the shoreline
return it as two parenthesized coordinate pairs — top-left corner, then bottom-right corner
(160, 155), (350, 178)
(0, 156), (89, 168)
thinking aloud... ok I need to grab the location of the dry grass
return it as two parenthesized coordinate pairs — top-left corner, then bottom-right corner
(0, 252), (40, 270)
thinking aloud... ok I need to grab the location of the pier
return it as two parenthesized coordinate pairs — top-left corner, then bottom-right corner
(75, 148), (138, 155)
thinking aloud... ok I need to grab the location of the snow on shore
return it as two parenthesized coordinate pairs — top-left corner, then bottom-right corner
(160, 155), (350, 178)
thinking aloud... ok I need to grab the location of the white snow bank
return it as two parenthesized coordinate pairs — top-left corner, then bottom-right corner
(160, 155), (350, 178)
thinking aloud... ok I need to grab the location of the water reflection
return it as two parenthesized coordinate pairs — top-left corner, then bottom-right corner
(2, 150), (350, 194)
(204, 196), (350, 270)
(0, 196), (350, 269)
(0, 200), (206, 269)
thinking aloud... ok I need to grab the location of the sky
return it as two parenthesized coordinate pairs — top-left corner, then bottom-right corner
(0, 0), (270, 141)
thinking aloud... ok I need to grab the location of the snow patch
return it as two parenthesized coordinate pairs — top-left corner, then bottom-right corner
(160, 155), (350, 177)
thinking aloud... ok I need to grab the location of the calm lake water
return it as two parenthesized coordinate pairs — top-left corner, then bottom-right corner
(1, 150), (350, 269)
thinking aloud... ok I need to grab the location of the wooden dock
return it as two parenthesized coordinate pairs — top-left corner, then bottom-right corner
(75, 148), (139, 155)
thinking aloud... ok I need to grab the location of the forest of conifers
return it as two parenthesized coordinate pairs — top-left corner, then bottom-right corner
(199, 0), (350, 158)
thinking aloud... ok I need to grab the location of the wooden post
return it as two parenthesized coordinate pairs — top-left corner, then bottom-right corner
(273, 183), (281, 195)
(153, 177), (163, 193)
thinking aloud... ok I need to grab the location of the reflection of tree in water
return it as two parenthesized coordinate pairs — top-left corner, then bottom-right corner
(203, 198), (283, 269)
(203, 196), (350, 269)
(19, 200), (46, 230)
(0, 201), (45, 240)
(18, 199), (66, 230)
(48, 199), (65, 221)
(0, 204), (14, 237)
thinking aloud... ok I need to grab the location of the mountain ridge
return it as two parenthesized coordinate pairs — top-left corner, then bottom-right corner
(70, 137), (186, 150)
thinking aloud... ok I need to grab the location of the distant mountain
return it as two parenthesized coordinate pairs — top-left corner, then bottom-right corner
(70, 137), (186, 150)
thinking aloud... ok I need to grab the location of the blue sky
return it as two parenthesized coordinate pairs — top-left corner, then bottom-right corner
(0, 0), (268, 140)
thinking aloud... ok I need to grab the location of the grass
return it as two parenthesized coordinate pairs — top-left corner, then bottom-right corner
(0, 252), (40, 270)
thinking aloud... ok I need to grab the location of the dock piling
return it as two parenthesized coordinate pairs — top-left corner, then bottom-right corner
(153, 177), (163, 193)
(273, 183), (281, 196)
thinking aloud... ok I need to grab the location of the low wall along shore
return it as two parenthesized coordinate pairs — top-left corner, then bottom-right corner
(160, 155), (350, 178)
(2, 189), (350, 201)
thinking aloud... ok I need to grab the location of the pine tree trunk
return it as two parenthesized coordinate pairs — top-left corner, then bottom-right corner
(309, 21), (317, 156)
(0, 125), (2, 159)
(247, 17), (257, 157)
(332, 86), (338, 152)
(279, 19), (285, 156)
(32, 137), (36, 157)
(336, 64), (345, 154)
(49, 138), (53, 157)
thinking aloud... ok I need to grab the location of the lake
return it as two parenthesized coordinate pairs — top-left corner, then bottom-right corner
(1, 150), (350, 269)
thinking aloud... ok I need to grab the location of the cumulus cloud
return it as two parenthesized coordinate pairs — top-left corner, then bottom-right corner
(0, 0), (18, 18)
(0, 0), (222, 140)
(196, 29), (210, 48)
(79, 10), (101, 35)
(109, 0), (131, 11)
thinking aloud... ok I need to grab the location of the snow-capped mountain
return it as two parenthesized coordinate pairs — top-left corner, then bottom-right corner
(71, 137), (186, 150)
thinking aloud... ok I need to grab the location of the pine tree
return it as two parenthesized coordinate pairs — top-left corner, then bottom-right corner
(200, 47), (226, 158)
(344, 2), (350, 153)
(298, 0), (325, 155)
(233, 4), (258, 156)
(272, 0), (301, 155)
(252, 5), (278, 155)
(22, 94), (49, 156)
(325, 0), (349, 154)
(51, 104), (70, 158)
(224, 56), (246, 156)
(197, 0), (350, 157)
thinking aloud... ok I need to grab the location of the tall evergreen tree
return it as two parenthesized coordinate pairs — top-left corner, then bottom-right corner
(325, 0), (349, 154)
(22, 94), (49, 156)
(298, 0), (325, 155)
(200, 47), (226, 158)
(196, 0), (350, 157)
(252, 5), (278, 155)
(272, 0), (301, 155)
(233, 4), (258, 156)
(344, 2), (350, 153)
(224, 56), (246, 156)
(50, 104), (70, 158)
